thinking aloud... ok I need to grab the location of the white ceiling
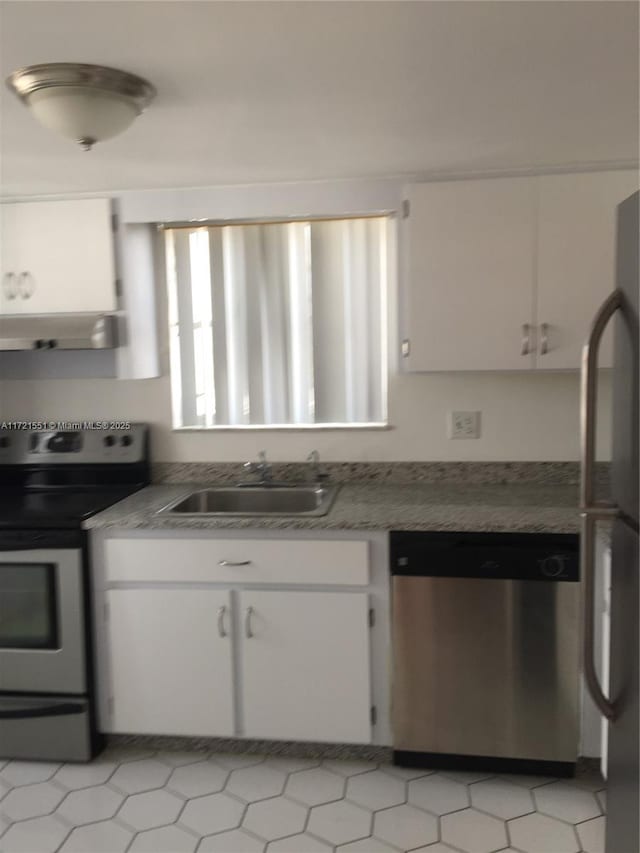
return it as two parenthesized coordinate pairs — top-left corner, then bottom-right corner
(1, 1), (638, 197)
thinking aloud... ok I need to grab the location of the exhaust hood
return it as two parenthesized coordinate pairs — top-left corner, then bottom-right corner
(0, 314), (117, 351)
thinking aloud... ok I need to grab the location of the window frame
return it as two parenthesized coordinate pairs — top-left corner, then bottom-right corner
(162, 212), (395, 432)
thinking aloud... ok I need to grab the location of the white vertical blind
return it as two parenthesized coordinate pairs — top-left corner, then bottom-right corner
(165, 216), (388, 427)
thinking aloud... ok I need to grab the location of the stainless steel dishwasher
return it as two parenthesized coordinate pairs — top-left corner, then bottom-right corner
(390, 531), (580, 776)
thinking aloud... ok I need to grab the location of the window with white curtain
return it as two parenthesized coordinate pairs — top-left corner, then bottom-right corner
(164, 215), (389, 428)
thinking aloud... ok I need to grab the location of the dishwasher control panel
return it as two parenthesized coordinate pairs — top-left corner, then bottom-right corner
(390, 531), (579, 581)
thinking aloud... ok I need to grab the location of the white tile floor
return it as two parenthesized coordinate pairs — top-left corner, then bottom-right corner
(0, 747), (606, 853)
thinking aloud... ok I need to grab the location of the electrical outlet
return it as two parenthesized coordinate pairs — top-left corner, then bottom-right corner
(448, 411), (481, 440)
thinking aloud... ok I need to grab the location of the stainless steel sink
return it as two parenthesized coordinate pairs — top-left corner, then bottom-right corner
(156, 485), (340, 517)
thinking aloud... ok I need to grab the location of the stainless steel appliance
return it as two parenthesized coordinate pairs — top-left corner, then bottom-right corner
(0, 424), (149, 761)
(580, 191), (638, 853)
(390, 531), (580, 776)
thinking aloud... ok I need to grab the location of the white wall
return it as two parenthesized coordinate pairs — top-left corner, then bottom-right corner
(0, 369), (612, 463)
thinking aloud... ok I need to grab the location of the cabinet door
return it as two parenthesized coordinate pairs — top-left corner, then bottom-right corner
(107, 589), (234, 737)
(4, 199), (117, 315)
(537, 171), (639, 369)
(404, 178), (536, 371)
(241, 591), (371, 743)
(0, 206), (21, 313)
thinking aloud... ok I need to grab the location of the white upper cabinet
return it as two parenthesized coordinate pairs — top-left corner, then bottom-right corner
(403, 177), (537, 371)
(403, 170), (639, 371)
(0, 199), (117, 315)
(536, 171), (638, 369)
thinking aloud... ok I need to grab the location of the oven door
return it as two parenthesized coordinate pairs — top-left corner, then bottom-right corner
(0, 546), (86, 694)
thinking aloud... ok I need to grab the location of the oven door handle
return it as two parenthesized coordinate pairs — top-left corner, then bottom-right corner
(0, 701), (85, 719)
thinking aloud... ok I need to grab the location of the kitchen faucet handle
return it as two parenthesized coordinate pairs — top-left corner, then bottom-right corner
(307, 450), (328, 483)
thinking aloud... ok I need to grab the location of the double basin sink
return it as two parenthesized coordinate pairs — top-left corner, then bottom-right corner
(157, 484), (339, 518)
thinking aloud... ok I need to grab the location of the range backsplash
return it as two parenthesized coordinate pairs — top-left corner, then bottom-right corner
(153, 461), (610, 487)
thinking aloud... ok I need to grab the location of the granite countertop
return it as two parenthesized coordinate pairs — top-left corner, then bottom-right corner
(84, 481), (583, 534)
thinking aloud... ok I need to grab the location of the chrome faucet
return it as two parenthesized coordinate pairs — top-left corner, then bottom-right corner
(307, 450), (328, 485)
(242, 450), (273, 485)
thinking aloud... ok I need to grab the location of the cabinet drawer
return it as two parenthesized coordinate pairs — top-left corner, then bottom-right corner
(105, 538), (369, 585)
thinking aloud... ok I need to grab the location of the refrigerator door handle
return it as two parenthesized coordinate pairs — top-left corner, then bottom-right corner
(580, 289), (623, 722)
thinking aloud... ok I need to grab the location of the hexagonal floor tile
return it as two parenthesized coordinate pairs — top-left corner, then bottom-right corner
(440, 770), (494, 784)
(267, 833), (332, 852)
(410, 845), (462, 853)
(180, 791), (245, 835)
(117, 788), (184, 831)
(0, 781), (66, 821)
(379, 764), (434, 781)
(408, 773), (470, 815)
(0, 761), (60, 787)
(501, 774), (555, 789)
(576, 815), (606, 853)
(212, 753), (265, 770)
(346, 770), (405, 811)
(0, 779), (10, 801)
(373, 803), (438, 849)
(58, 819), (133, 853)
(470, 777), (535, 819)
(154, 749), (210, 767)
(167, 760), (229, 797)
(263, 757), (320, 773)
(128, 823), (199, 852)
(242, 796), (307, 841)
(199, 829), (265, 852)
(226, 764), (287, 802)
(285, 767), (345, 806)
(338, 839), (398, 852)
(509, 812), (580, 852)
(56, 784), (124, 825)
(307, 799), (372, 845)
(0, 812), (10, 837)
(0, 815), (70, 853)
(322, 759), (377, 777)
(534, 782), (602, 823)
(54, 760), (117, 790)
(441, 808), (508, 853)
(109, 759), (171, 794)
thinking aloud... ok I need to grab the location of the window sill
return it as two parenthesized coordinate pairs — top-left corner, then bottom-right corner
(172, 423), (392, 432)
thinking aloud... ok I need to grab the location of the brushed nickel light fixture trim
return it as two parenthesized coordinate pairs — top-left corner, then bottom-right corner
(7, 62), (156, 150)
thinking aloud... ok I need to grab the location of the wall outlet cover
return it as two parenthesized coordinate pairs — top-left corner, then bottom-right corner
(448, 411), (481, 440)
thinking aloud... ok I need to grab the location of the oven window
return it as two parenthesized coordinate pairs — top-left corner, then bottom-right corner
(0, 563), (58, 649)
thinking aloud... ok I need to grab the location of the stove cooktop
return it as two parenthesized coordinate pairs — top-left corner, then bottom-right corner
(0, 486), (143, 529)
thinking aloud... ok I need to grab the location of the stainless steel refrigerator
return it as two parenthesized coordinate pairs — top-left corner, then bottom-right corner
(580, 190), (639, 853)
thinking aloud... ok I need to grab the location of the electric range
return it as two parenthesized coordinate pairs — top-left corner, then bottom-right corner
(0, 424), (150, 761)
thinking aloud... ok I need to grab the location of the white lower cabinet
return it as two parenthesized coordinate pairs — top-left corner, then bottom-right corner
(104, 558), (373, 744)
(107, 588), (234, 737)
(240, 591), (371, 743)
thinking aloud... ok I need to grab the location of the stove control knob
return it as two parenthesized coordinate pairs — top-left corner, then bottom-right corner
(103, 435), (116, 447)
(120, 435), (133, 447)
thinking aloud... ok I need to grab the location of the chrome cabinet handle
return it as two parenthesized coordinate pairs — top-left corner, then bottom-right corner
(218, 559), (252, 567)
(539, 323), (549, 355)
(217, 605), (228, 638)
(521, 323), (531, 356)
(18, 271), (35, 299)
(244, 606), (254, 639)
(3, 272), (17, 299)
(580, 289), (622, 722)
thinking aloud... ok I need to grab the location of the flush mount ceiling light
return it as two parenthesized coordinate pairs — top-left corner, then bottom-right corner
(6, 62), (156, 151)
